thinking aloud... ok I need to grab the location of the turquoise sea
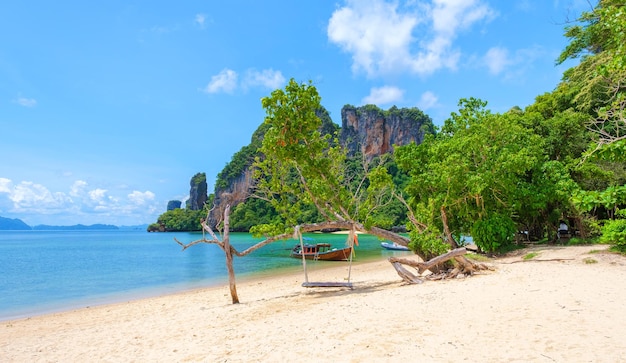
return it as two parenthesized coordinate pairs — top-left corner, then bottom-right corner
(0, 230), (409, 321)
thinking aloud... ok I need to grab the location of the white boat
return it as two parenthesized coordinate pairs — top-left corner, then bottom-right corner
(380, 242), (410, 251)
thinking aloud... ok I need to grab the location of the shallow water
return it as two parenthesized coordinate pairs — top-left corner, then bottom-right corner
(0, 230), (410, 320)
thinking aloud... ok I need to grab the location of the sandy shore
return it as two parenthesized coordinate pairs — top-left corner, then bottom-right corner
(2, 245), (625, 362)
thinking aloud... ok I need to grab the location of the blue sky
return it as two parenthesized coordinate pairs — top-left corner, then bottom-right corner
(1, 0), (592, 226)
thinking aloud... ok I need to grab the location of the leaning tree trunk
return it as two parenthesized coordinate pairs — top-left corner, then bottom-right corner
(222, 205), (240, 304)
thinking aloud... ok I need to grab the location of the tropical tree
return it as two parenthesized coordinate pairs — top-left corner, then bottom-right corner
(395, 98), (551, 253)
(558, 0), (626, 151)
(251, 80), (487, 277)
(555, 0), (626, 250)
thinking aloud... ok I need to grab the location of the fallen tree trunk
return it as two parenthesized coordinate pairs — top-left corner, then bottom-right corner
(388, 247), (491, 284)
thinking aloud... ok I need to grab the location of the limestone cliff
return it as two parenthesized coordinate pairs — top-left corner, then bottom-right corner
(208, 108), (338, 225)
(340, 105), (434, 159)
(206, 105), (434, 225)
(167, 200), (182, 211)
(188, 173), (207, 211)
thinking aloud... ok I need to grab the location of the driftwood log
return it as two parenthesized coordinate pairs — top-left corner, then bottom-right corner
(389, 247), (492, 284)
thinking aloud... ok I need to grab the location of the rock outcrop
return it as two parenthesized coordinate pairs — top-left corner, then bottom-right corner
(206, 105), (434, 225)
(188, 173), (207, 211)
(167, 200), (182, 211)
(340, 105), (434, 159)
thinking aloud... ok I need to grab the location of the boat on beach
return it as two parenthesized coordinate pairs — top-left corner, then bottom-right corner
(380, 242), (410, 251)
(290, 243), (353, 261)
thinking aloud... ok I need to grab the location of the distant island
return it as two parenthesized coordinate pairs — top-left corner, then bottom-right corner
(0, 216), (147, 231)
(32, 224), (119, 231)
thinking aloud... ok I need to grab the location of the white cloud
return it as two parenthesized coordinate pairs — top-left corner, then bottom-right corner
(417, 91), (439, 110)
(69, 180), (87, 197)
(88, 188), (108, 204)
(327, 0), (496, 77)
(362, 86), (404, 105)
(203, 68), (286, 94)
(10, 181), (70, 210)
(14, 97), (37, 107)
(0, 178), (12, 193)
(195, 13), (207, 28)
(0, 178), (160, 224)
(243, 69), (286, 90)
(484, 47), (510, 75)
(128, 190), (155, 205)
(480, 45), (545, 81)
(203, 69), (239, 94)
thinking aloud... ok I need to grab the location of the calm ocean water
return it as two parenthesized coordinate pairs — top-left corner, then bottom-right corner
(0, 230), (407, 320)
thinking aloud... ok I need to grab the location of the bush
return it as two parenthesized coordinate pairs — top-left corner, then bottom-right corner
(409, 228), (448, 260)
(471, 214), (516, 253)
(600, 218), (626, 252)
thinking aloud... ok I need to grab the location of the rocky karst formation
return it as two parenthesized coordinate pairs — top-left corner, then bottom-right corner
(188, 172), (208, 211)
(207, 105), (434, 225)
(340, 105), (433, 159)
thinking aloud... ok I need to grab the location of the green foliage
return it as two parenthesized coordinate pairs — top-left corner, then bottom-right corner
(396, 98), (546, 253)
(216, 146), (254, 190)
(147, 223), (161, 232)
(523, 252), (539, 260)
(229, 198), (278, 232)
(471, 213), (516, 253)
(408, 227), (448, 260)
(592, 139), (626, 162)
(156, 208), (205, 232)
(573, 185), (626, 219)
(358, 104), (385, 118)
(566, 237), (598, 246)
(600, 217), (626, 251)
(558, 0), (626, 149)
(254, 78), (350, 232)
(249, 222), (290, 239)
(191, 172), (206, 185)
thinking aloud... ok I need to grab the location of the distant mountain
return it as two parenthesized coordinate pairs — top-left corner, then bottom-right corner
(0, 216), (32, 230)
(0, 216), (150, 231)
(118, 224), (149, 231)
(32, 224), (119, 231)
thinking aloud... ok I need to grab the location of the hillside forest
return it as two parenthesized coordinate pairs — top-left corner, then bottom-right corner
(152, 1), (626, 256)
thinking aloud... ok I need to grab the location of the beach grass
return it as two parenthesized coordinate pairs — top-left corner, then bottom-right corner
(523, 251), (539, 260)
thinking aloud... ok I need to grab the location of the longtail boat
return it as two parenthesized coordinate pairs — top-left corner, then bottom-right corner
(290, 243), (352, 261)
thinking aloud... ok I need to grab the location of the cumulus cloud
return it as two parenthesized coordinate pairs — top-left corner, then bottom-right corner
(362, 86), (404, 105)
(10, 181), (70, 211)
(243, 69), (286, 90)
(195, 13), (207, 28)
(128, 190), (156, 205)
(480, 45), (544, 81)
(0, 178), (11, 193)
(0, 178), (160, 224)
(69, 180), (87, 197)
(203, 69), (238, 94)
(327, 0), (496, 77)
(484, 47), (510, 75)
(14, 97), (37, 107)
(203, 68), (285, 94)
(88, 188), (108, 204)
(417, 91), (439, 110)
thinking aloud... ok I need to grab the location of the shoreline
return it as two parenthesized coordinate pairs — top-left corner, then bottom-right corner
(0, 259), (308, 323)
(3, 245), (626, 362)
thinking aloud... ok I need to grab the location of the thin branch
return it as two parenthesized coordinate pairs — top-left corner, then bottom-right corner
(174, 236), (223, 251)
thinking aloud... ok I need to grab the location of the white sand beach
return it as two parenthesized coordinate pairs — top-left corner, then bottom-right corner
(2, 244), (625, 362)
